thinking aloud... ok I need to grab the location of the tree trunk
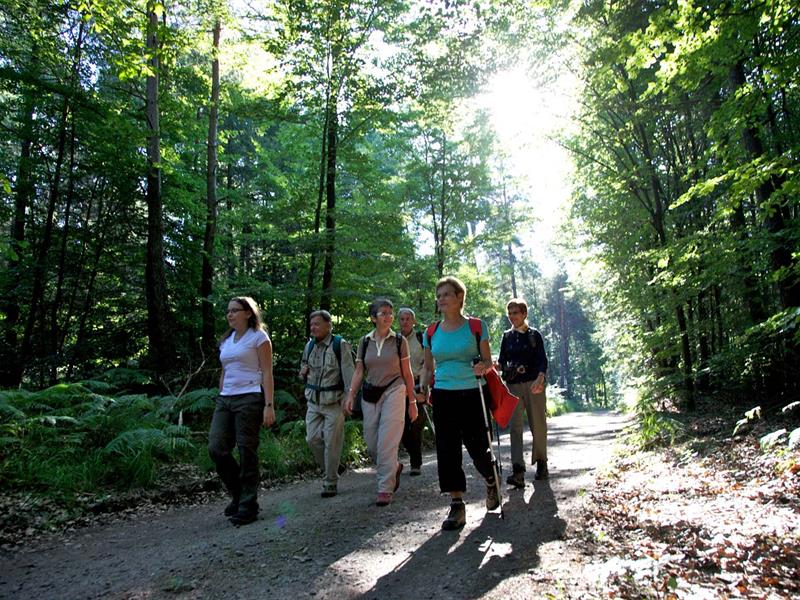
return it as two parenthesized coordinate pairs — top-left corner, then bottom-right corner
(676, 304), (695, 410)
(0, 81), (35, 387)
(201, 19), (221, 359)
(558, 288), (571, 397)
(67, 194), (107, 379)
(730, 61), (800, 310)
(320, 105), (337, 311)
(696, 291), (711, 392)
(304, 110), (329, 335)
(50, 20), (85, 382)
(502, 184), (517, 297)
(225, 164), (235, 281)
(144, 2), (174, 373)
(435, 133), (447, 279)
(21, 68), (73, 385)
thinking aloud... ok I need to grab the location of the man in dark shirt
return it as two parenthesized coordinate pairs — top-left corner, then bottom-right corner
(497, 298), (549, 484)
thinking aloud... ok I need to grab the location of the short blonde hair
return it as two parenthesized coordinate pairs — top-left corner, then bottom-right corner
(436, 276), (467, 310)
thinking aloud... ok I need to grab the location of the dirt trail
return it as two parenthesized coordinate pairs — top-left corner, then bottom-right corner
(0, 411), (628, 599)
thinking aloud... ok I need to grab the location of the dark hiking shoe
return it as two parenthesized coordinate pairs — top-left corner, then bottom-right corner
(485, 480), (500, 510)
(409, 467), (421, 477)
(223, 499), (239, 517)
(441, 501), (466, 531)
(535, 460), (549, 480)
(230, 511), (258, 525)
(338, 463), (347, 476)
(393, 463), (403, 492)
(229, 505), (259, 525)
(506, 470), (525, 488)
(321, 486), (337, 498)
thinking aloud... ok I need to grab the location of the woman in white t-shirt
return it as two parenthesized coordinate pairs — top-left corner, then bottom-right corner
(208, 296), (275, 525)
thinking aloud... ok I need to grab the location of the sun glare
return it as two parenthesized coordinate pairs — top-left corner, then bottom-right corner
(478, 68), (578, 276)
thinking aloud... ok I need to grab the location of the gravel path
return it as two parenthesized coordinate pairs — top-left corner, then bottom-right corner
(0, 411), (628, 599)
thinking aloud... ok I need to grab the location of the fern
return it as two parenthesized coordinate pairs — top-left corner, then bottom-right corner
(0, 397), (27, 421)
(98, 367), (154, 390)
(79, 380), (115, 394)
(105, 426), (194, 457)
(173, 388), (217, 415)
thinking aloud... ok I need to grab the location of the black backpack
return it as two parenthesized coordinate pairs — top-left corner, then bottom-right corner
(303, 335), (351, 392)
(501, 328), (538, 351)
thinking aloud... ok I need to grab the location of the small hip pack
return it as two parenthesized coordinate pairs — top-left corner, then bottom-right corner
(361, 377), (399, 403)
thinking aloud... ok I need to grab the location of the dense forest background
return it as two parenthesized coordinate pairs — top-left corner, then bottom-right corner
(1, 0), (797, 446)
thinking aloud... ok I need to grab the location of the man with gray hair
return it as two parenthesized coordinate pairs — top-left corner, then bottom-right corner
(398, 307), (427, 476)
(299, 310), (355, 497)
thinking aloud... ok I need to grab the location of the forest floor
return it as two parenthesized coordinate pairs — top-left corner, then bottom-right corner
(1, 407), (797, 599)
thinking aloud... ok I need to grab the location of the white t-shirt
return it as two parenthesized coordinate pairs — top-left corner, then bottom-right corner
(219, 328), (270, 396)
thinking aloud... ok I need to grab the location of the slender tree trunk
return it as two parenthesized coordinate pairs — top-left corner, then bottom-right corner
(144, 2), (174, 373)
(435, 133), (447, 279)
(225, 164), (235, 281)
(240, 220), (252, 274)
(67, 194), (107, 379)
(304, 111), (329, 335)
(21, 70), (73, 385)
(502, 183), (517, 297)
(50, 21), (85, 382)
(696, 291), (711, 392)
(730, 61), (800, 310)
(201, 19), (221, 359)
(558, 288), (571, 396)
(320, 105), (337, 311)
(1, 82), (36, 387)
(675, 304), (695, 410)
(60, 179), (103, 359)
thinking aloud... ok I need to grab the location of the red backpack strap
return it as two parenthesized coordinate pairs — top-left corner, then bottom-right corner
(468, 317), (483, 354)
(425, 321), (441, 345)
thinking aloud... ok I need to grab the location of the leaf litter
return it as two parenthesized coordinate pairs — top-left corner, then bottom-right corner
(576, 408), (799, 599)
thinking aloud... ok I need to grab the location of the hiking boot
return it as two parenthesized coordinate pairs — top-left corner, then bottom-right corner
(506, 470), (525, 488)
(409, 466), (421, 477)
(393, 463), (404, 492)
(376, 492), (392, 507)
(229, 506), (259, 526)
(441, 500), (466, 531)
(321, 486), (337, 498)
(338, 463), (347, 476)
(223, 499), (239, 517)
(485, 480), (500, 510)
(535, 460), (549, 480)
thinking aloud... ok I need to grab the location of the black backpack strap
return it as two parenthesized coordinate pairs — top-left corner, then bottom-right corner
(527, 329), (537, 350)
(302, 338), (315, 364)
(359, 335), (370, 368)
(500, 329), (512, 350)
(416, 330), (423, 345)
(331, 335), (342, 367)
(303, 336), (347, 392)
(396, 334), (404, 373)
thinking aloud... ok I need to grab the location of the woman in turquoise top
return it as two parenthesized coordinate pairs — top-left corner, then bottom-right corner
(422, 276), (499, 531)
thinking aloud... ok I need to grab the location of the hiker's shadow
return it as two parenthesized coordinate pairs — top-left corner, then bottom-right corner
(364, 479), (566, 599)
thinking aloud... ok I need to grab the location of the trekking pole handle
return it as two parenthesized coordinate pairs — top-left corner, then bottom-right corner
(472, 356), (487, 378)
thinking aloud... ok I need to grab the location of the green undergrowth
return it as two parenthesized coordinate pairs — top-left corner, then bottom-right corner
(0, 377), (368, 510)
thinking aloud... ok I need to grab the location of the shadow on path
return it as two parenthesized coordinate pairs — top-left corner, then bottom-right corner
(365, 479), (566, 600)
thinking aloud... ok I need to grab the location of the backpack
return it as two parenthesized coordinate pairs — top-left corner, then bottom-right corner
(359, 333), (404, 372)
(425, 317), (519, 428)
(500, 328), (538, 351)
(303, 335), (348, 392)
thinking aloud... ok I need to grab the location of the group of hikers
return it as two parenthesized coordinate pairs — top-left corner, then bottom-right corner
(207, 276), (549, 531)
